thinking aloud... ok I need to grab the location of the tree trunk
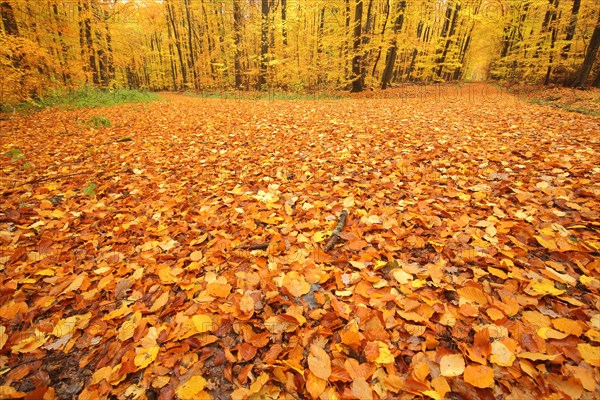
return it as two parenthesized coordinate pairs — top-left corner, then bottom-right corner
(544, 0), (559, 85)
(593, 68), (600, 87)
(381, 40), (397, 89)
(572, 13), (600, 88)
(562, 0), (581, 58)
(436, 2), (460, 78)
(371, 0), (391, 78)
(351, 0), (364, 92)
(233, 0), (242, 89)
(184, 0), (198, 88)
(258, 0), (269, 90)
(0, 1), (19, 36)
(281, 0), (287, 46)
(165, 0), (187, 89)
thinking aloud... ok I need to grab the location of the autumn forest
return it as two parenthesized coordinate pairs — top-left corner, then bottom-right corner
(1, 0), (600, 102)
(1, 1), (600, 400)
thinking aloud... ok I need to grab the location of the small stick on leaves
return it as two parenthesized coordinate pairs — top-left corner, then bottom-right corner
(323, 209), (349, 252)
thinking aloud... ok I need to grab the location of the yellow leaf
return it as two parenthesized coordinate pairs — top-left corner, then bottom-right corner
(422, 390), (442, 400)
(527, 278), (565, 296)
(0, 325), (7, 350)
(439, 354), (465, 377)
(35, 268), (55, 276)
(374, 341), (394, 364)
(343, 196), (355, 208)
(52, 313), (91, 337)
(190, 250), (203, 262)
(577, 343), (600, 367)
(175, 376), (207, 400)
(517, 352), (559, 361)
(134, 344), (159, 369)
(91, 366), (114, 385)
(392, 269), (412, 284)
(312, 231), (327, 243)
(149, 291), (170, 312)
(431, 376), (450, 398)
(308, 344), (331, 380)
(50, 209), (65, 219)
(63, 273), (85, 294)
(535, 235), (557, 250)
(537, 327), (569, 340)
(11, 330), (47, 354)
(490, 341), (516, 367)
(102, 303), (132, 321)
(191, 315), (213, 334)
(0, 385), (25, 398)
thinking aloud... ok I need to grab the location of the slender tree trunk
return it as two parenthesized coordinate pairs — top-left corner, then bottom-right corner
(0, 1), (19, 36)
(436, 2), (460, 78)
(562, 0), (581, 57)
(258, 0), (269, 90)
(165, 0), (187, 88)
(351, 0), (364, 92)
(544, 0), (559, 85)
(281, 0), (287, 46)
(233, 0), (242, 89)
(184, 0), (198, 88)
(371, 0), (391, 78)
(572, 12), (600, 88)
(381, 39), (397, 89)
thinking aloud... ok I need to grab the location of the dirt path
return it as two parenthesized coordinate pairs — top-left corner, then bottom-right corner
(1, 84), (599, 399)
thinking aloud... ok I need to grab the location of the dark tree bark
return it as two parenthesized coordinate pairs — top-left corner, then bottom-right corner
(572, 12), (600, 88)
(350, 0), (364, 92)
(233, 0), (242, 89)
(593, 68), (600, 87)
(281, 0), (287, 46)
(78, 0), (99, 85)
(184, 0), (198, 88)
(381, 39), (397, 89)
(0, 1), (19, 36)
(165, 0), (187, 89)
(371, 0), (391, 78)
(436, 2), (460, 78)
(544, 0), (559, 85)
(562, 0), (581, 58)
(258, 0), (269, 90)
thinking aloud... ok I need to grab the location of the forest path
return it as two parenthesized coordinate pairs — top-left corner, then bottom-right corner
(1, 83), (599, 399)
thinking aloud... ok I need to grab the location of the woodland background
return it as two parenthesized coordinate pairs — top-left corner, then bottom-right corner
(1, 0), (600, 106)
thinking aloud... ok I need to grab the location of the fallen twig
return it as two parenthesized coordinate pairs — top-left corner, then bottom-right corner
(323, 209), (349, 252)
(239, 242), (270, 251)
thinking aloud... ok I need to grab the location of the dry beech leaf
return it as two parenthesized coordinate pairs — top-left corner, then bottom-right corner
(440, 354), (465, 377)
(308, 344), (331, 380)
(463, 365), (494, 388)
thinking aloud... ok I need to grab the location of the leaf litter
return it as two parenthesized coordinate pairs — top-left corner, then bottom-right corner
(0, 84), (599, 399)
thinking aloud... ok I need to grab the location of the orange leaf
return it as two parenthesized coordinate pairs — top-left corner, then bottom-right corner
(463, 365), (494, 388)
(305, 372), (327, 399)
(308, 344), (331, 380)
(351, 378), (373, 400)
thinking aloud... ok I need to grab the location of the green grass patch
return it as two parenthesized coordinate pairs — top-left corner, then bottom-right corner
(184, 91), (347, 101)
(529, 98), (600, 117)
(1, 87), (160, 112)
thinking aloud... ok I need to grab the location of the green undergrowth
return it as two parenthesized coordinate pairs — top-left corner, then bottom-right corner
(530, 98), (600, 117)
(1, 87), (160, 112)
(184, 91), (348, 101)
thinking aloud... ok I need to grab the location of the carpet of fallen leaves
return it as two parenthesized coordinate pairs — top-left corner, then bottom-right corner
(1, 83), (599, 400)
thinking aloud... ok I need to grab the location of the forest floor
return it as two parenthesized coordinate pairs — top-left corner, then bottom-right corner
(1, 83), (599, 400)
